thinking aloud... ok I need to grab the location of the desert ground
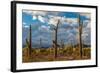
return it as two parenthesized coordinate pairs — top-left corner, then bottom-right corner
(22, 46), (91, 63)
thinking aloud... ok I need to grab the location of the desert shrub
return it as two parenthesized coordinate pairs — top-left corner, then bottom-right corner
(64, 46), (73, 56)
(40, 49), (46, 52)
(72, 47), (80, 57)
(40, 49), (49, 55)
(83, 48), (91, 58)
(35, 49), (40, 53)
(32, 49), (36, 53)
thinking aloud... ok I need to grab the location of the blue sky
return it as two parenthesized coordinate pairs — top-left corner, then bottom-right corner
(22, 10), (91, 48)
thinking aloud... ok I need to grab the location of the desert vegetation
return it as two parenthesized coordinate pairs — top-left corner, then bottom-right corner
(22, 46), (91, 63)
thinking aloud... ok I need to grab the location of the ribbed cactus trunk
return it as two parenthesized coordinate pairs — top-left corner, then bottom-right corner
(54, 20), (60, 58)
(78, 15), (83, 58)
(29, 25), (32, 58)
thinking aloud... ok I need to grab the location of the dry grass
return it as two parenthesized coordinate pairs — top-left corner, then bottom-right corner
(22, 47), (91, 63)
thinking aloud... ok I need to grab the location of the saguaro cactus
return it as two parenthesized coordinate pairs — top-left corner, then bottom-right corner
(29, 25), (32, 58)
(54, 20), (60, 58)
(25, 38), (30, 57)
(78, 14), (83, 58)
(25, 25), (32, 58)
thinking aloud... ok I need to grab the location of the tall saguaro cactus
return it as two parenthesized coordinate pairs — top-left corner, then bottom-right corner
(25, 25), (32, 58)
(29, 24), (32, 58)
(54, 20), (60, 58)
(78, 14), (83, 58)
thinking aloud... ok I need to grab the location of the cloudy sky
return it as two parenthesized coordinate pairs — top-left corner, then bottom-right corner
(22, 10), (91, 48)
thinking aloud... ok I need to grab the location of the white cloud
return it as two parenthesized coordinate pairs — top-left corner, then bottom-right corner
(38, 25), (50, 32)
(23, 22), (26, 25)
(38, 15), (45, 23)
(48, 15), (54, 18)
(32, 15), (37, 20)
(48, 16), (63, 26)
(23, 25), (29, 28)
(23, 10), (48, 23)
(32, 15), (48, 23)
(65, 18), (78, 24)
(48, 17), (58, 26)
(23, 22), (26, 26)
(48, 15), (78, 27)
(23, 22), (29, 28)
